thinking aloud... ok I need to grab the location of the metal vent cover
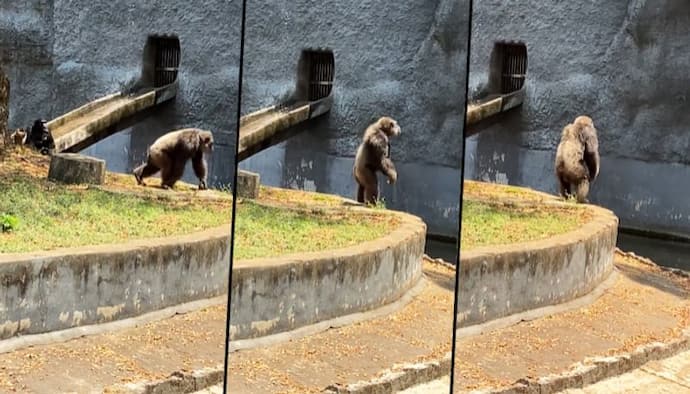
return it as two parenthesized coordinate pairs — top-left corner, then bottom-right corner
(307, 50), (334, 101)
(152, 36), (181, 88)
(489, 41), (528, 95)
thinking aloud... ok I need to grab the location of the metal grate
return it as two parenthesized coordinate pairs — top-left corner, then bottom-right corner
(497, 42), (527, 94)
(153, 37), (180, 88)
(306, 50), (334, 101)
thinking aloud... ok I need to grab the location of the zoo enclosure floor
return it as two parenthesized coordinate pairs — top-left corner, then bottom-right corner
(0, 261), (455, 394)
(453, 252), (690, 392)
(225, 261), (456, 393)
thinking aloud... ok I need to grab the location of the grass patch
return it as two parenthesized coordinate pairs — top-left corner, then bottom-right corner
(461, 200), (589, 250)
(0, 148), (396, 255)
(234, 202), (398, 260)
(0, 174), (233, 253)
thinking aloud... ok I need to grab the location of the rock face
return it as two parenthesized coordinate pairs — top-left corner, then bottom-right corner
(236, 170), (260, 199)
(48, 153), (106, 185)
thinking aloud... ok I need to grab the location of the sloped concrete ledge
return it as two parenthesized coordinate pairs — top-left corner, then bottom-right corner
(229, 206), (427, 341)
(457, 200), (620, 327)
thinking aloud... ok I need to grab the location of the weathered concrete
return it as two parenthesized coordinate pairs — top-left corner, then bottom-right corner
(108, 278), (429, 394)
(239, 0), (469, 238)
(236, 169), (260, 199)
(50, 91), (157, 153)
(466, 0), (690, 236)
(324, 353), (451, 394)
(470, 330), (690, 394)
(562, 348), (690, 394)
(456, 200), (619, 327)
(0, 225), (231, 340)
(0, 0), (241, 187)
(0, 200), (425, 345)
(229, 205), (427, 341)
(47, 152), (106, 185)
(237, 103), (310, 161)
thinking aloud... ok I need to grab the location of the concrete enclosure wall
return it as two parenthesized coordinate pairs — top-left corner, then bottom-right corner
(465, 0), (690, 236)
(229, 206), (426, 341)
(0, 226), (231, 340)
(238, 0), (470, 238)
(0, 0), (242, 186)
(456, 201), (619, 327)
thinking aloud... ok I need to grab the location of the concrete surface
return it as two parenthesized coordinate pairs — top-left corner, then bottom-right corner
(0, 302), (229, 394)
(47, 152), (106, 185)
(0, 261), (456, 394)
(453, 253), (690, 392)
(238, 0), (470, 238)
(225, 262), (456, 394)
(0, 0), (241, 187)
(562, 349), (690, 393)
(229, 206), (426, 341)
(235, 169), (260, 199)
(457, 202), (619, 327)
(400, 376), (450, 394)
(465, 0), (690, 236)
(0, 224), (231, 340)
(191, 385), (222, 394)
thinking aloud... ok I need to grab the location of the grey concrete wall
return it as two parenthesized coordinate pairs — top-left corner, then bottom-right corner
(466, 0), (690, 236)
(238, 0), (469, 238)
(229, 207), (426, 341)
(0, 0), (242, 186)
(456, 202), (619, 327)
(0, 226), (231, 340)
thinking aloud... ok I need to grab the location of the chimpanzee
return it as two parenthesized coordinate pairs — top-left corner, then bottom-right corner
(25, 119), (55, 155)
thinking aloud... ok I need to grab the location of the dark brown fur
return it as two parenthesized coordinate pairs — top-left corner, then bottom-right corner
(555, 115), (600, 203)
(353, 116), (401, 204)
(133, 128), (214, 190)
(573, 115), (600, 182)
(10, 129), (26, 145)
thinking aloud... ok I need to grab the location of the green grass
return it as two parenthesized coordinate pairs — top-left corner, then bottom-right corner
(233, 202), (397, 260)
(0, 175), (396, 256)
(0, 175), (233, 253)
(461, 200), (587, 250)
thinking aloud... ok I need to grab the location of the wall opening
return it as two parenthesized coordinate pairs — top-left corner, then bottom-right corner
(295, 48), (335, 103)
(141, 34), (181, 89)
(488, 41), (527, 95)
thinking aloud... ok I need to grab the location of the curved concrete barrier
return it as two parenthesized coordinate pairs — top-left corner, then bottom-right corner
(228, 205), (426, 341)
(0, 202), (425, 342)
(456, 199), (619, 327)
(0, 225), (232, 340)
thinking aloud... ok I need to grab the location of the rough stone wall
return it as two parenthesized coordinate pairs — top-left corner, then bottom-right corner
(239, 0), (469, 237)
(0, 0), (54, 133)
(466, 0), (690, 235)
(0, 0), (242, 186)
